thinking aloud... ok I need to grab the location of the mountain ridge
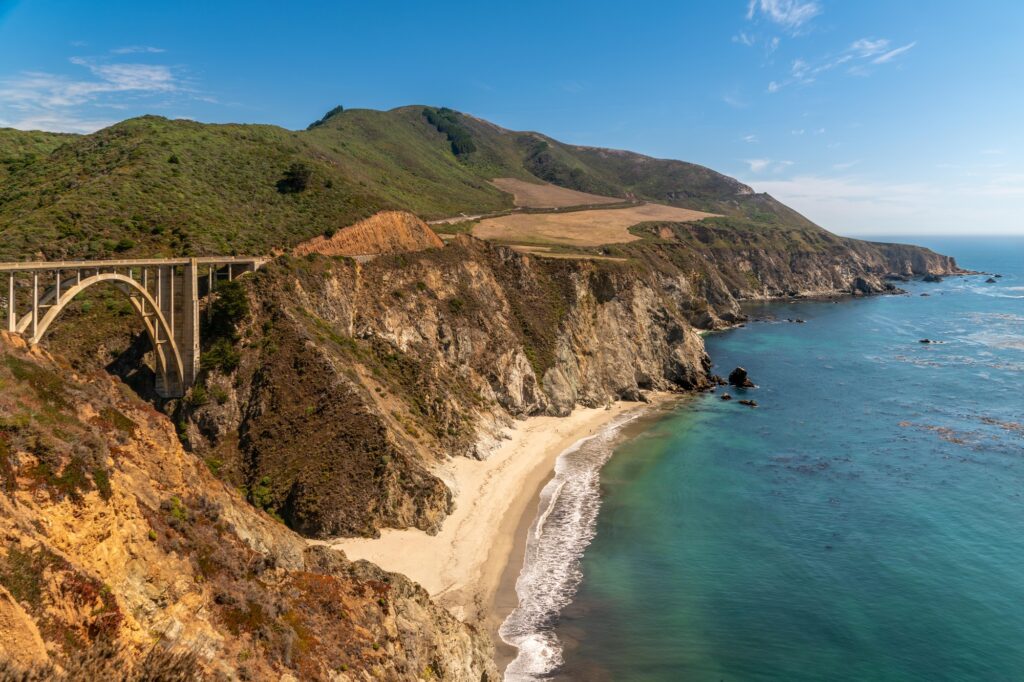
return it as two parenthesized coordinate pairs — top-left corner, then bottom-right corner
(0, 105), (894, 262)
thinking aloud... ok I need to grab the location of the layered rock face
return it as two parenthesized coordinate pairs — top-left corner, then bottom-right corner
(184, 235), (711, 539)
(182, 230), (957, 541)
(0, 335), (497, 680)
(624, 221), (962, 326)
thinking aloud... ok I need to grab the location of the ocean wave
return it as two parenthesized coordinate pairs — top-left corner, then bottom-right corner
(500, 411), (642, 681)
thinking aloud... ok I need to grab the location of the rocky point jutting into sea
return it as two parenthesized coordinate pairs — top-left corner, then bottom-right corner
(0, 106), (962, 679)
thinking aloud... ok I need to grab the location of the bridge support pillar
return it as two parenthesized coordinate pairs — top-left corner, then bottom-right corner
(6, 274), (14, 333)
(182, 258), (200, 387)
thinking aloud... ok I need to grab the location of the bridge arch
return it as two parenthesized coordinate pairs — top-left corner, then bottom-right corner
(25, 273), (186, 397)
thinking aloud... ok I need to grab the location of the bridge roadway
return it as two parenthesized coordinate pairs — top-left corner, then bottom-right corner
(0, 256), (268, 398)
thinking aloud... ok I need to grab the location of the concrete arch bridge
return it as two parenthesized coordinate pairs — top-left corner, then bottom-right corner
(1, 257), (267, 398)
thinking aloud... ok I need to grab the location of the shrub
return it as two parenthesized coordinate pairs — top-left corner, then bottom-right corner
(186, 384), (209, 408)
(422, 107), (477, 156)
(210, 386), (230, 405)
(200, 338), (241, 374)
(206, 280), (249, 341)
(307, 105), (344, 129)
(276, 162), (312, 194)
(250, 475), (274, 511)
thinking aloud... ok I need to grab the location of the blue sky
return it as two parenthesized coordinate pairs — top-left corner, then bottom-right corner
(0, 0), (1021, 236)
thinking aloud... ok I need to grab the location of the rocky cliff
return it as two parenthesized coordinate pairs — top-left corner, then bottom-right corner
(0, 335), (497, 680)
(182, 234), (710, 539)
(293, 211), (445, 258)
(621, 219), (962, 326)
(180, 228), (958, 542)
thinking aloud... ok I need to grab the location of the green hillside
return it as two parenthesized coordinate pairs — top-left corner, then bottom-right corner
(0, 105), (826, 260)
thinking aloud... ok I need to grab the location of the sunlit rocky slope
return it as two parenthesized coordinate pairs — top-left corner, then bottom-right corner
(0, 106), (962, 679)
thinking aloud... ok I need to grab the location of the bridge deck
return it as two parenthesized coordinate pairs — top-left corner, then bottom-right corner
(0, 256), (267, 272)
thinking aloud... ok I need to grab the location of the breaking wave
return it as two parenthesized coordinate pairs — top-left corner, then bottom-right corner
(500, 411), (641, 681)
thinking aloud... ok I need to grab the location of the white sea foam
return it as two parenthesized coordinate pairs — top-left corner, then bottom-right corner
(500, 411), (641, 681)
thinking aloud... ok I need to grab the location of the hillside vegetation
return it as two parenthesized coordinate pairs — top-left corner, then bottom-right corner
(1, 105), (832, 261)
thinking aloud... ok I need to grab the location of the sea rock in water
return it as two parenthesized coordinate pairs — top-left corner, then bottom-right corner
(720, 393), (732, 401)
(995, 274), (1003, 278)
(920, 293), (930, 297)
(919, 339), (932, 344)
(796, 319), (806, 324)
(710, 374), (728, 386)
(923, 273), (944, 283)
(738, 399), (758, 407)
(986, 277), (998, 283)
(728, 367), (755, 388)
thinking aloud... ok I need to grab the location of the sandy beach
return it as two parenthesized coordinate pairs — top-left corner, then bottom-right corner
(328, 400), (663, 652)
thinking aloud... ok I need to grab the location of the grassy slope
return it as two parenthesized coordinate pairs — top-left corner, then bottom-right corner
(0, 105), (866, 261)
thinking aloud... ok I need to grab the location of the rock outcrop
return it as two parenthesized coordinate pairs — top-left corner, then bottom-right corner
(0, 335), (497, 680)
(183, 235), (711, 539)
(728, 367), (755, 388)
(176, 223), (960, 542)
(293, 210), (445, 258)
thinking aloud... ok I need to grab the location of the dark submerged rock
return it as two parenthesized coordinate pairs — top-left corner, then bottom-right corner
(720, 393), (732, 401)
(738, 399), (758, 407)
(922, 273), (944, 283)
(728, 367), (755, 388)
(985, 277), (998, 283)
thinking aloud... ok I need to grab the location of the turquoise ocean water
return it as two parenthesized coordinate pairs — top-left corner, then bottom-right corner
(502, 237), (1024, 681)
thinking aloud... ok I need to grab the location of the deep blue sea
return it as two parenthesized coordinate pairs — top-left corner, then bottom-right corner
(502, 237), (1024, 681)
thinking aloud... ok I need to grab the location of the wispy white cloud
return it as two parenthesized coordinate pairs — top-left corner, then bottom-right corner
(742, 134), (759, 143)
(873, 42), (917, 64)
(732, 31), (782, 54)
(111, 45), (166, 55)
(733, 32), (757, 47)
(745, 158), (772, 173)
(746, 0), (822, 32)
(744, 158), (793, 173)
(0, 54), (192, 132)
(850, 38), (891, 58)
(769, 36), (917, 92)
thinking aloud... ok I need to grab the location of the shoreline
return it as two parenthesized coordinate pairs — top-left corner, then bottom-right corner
(327, 396), (675, 672)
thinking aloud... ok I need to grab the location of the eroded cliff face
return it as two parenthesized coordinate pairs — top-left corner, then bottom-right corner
(0, 335), (497, 681)
(623, 222), (963, 326)
(184, 235), (711, 539)
(181, 230), (960, 542)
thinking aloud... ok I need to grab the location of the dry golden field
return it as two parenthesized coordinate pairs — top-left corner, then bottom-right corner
(472, 202), (719, 247)
(490, 177), (623, 208)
